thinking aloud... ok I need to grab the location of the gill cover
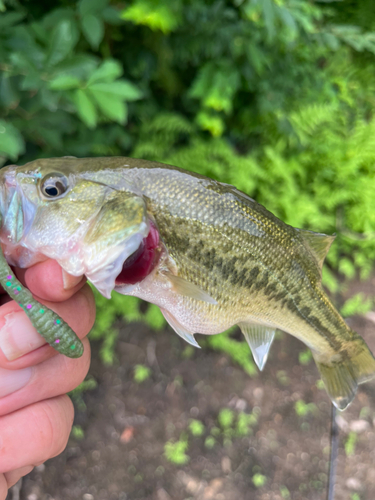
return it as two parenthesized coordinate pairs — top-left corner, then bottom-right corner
(82, 190), (149, 298)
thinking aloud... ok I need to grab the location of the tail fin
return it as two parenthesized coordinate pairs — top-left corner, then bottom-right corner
(314, 336), (375, 411)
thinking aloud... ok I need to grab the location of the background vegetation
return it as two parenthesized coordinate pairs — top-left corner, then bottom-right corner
(1, 0), (375, 364)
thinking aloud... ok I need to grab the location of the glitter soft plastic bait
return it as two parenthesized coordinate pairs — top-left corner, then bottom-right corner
(0, 241), (83, 357)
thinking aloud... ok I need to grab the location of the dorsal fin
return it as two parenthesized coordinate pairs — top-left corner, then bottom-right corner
(296, 228), (335, 270)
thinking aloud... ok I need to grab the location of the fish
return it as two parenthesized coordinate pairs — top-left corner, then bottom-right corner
(0, 156), (374, 410)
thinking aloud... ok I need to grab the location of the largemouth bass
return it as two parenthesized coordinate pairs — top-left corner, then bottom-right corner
(0, 157), (374, 410)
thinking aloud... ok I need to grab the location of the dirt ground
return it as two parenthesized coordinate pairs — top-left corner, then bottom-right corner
(6, 276), (375, 500)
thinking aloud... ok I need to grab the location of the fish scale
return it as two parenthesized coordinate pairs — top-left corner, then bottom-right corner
(0, 156), (374, 410)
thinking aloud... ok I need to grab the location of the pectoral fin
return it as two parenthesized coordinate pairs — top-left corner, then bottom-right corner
(239, 322), (275, 370)
(164, 273), (218, 305)
(161, 308), (201, 348)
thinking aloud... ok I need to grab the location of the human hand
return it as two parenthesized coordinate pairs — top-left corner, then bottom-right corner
(0, 260), (95, 499)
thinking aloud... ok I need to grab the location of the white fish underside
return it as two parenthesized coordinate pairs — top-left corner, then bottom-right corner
(116, 268), (275, 371)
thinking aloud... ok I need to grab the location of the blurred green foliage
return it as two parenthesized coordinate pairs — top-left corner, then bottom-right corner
(340, 292), (373, 317)
(188, 418), (205, 436)
(280, 486), (291, 499)
(294, 399), (318, 417)
(1, 0), (375, 364)
(252, 472), (267, 488)
(165, 407), (258, 464)
(164, 433), (189, 465)
(133, 363), (151, 382)
(203, 328), (257, 376)
(68, 376), (97, 411)
(298, 348), (312, 365)
(345, 430), (358, 456)
(71, 424), (85, 440)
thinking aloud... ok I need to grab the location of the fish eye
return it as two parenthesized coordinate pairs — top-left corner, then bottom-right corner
(40, 173), (69, 199)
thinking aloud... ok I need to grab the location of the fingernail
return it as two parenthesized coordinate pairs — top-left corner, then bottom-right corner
(0, 366), (32, 398)
(62, 269), (83, 290)
(0, 311), (46, 361)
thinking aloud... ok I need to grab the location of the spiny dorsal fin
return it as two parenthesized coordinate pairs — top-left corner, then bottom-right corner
(164, 272), (218, 305)
(297, 228), (336, 270)
(239, 322), (275, 371)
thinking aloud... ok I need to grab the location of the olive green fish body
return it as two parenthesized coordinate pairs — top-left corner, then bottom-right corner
(1, 157), (374, 409)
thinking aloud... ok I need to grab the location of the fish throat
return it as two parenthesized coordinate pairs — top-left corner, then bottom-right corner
(115, 222), (159, 285)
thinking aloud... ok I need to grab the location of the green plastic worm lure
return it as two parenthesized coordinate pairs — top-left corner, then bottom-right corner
(0, 230), (83, 357)
(0, 157), (374, 410)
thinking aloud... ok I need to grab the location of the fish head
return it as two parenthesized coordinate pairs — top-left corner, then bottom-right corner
(0, 158), (155, 298)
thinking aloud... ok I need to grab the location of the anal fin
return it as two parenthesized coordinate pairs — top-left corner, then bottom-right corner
(161, 308), (201, 349)
(239, 322), (275, 371)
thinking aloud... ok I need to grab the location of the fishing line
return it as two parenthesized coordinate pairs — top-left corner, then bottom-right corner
(326, 404), (338, 500)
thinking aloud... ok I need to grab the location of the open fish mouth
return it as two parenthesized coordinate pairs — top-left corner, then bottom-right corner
(84, 221), (160, 299)
(115, 221), (160, 286)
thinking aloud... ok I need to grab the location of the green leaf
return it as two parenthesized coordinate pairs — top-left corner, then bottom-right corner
(102, 6), (122, 25)
(87, 60), (123, 85)
(88, 89), (127, 124)
(47, 19), (79, 67)
(121, 1), (181, 34)
(53, 55), (98, 80)
(0, 11), (26, 27)
(73, 89), (97, 128)
(189, 62), (240, 114)
(0, 75), (19, 107)
(81, 14), (104, 49)
(42, 8), (76, 30)
(0, 121), (25, 160)
(262, 0), (276, 41)
(79, 0), (108, 17)
(196, 111), (224, 137)
(89, 81), (143, 100)
(49, 74), (81, 90)
(19, 73), (43, 91)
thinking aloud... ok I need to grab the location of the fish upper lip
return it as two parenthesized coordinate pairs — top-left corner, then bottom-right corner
(2, 168), (17, 188)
